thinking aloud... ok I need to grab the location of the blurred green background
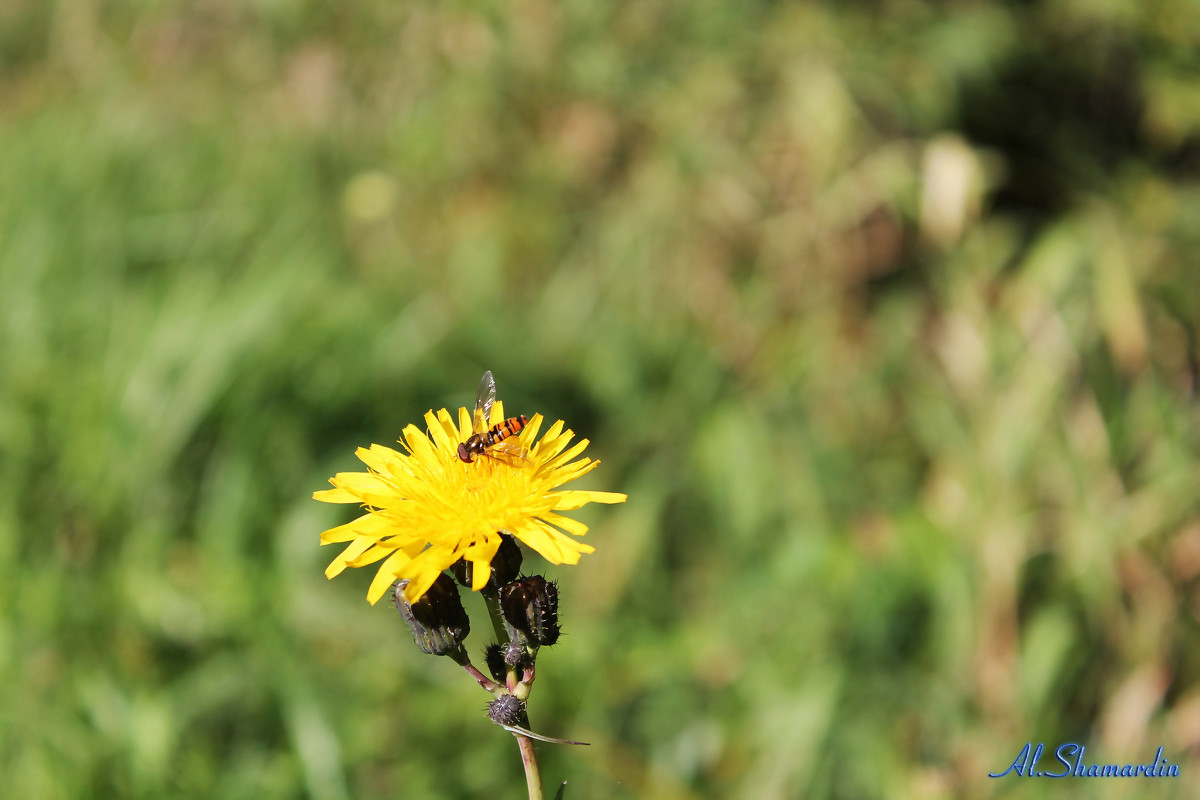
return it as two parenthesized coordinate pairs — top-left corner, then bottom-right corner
(3, 1), (1200, 798)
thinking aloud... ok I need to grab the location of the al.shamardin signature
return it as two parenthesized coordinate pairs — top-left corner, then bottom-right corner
(989, 743), (1179, 779)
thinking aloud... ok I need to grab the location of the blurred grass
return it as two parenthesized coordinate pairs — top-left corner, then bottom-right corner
(2, 1), (1200, 798)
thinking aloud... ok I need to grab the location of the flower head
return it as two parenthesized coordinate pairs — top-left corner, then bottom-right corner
(315, 401), (626, 604)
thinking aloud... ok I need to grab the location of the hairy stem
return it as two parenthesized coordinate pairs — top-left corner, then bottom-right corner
(483, 578), (543, 798)
(459, 660), (504, 695)
(481, 583), (508, 644)
(517, 733), (543, 800)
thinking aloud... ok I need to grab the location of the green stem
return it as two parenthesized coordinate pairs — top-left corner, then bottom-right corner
(482, 580), (542, 798)
(516, 733), (543, 800)
(460, 660), (504, 695)
(480, 583), (508, 644)
(481, 582), (523, 689)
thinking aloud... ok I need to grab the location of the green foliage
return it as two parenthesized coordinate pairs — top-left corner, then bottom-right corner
(2, 1), (1199, 798)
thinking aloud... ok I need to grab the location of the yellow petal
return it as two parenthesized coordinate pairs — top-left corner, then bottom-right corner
(367, 549), (412, 605)
(385, 454), (417, 483)
(409, 429), (446, 473)
(549, 490), (628, 509)
(458, 535), (501, 590)
(545, 457), (599, 487)
(313, 486), (359, 503)
(397, 547), (453, 602)
(356, 444), (402, 474)
(328, 471), (398, 506)
(435, 408), (461, 446)
(514, 521), (593, 564)
(331, 470), (391, 495)
(538, 419), (565, 444)
(533, 426), (572, 462)
(515, 525), (564, 563)
(544, 438), (589, 471)
(319, 512), (392, 544)
(325, 538), (375, 578)
(400, 567), (442, 604)
(346, 543), (395, 568)
(519, 413), (544, 445)
(537, 511), (590, 537)
(469, 560), (490, 590)
(425, 409), (455, 453)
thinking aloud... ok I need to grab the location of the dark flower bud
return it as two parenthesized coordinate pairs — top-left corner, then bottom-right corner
(504, 640), (526, 667)
(499, 575), (560, 647)
(488, 694), (527, 727)
(484, 643), (507, 683)
(451, 534), (523, 588)
(393, 575), (470, 657)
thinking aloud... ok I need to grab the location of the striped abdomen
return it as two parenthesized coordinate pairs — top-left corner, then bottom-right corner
(457, 415), (529, 463)
(484, 415), (527, 446)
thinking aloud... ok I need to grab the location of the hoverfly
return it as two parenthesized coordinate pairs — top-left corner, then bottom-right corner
(456, 370), (530, 466)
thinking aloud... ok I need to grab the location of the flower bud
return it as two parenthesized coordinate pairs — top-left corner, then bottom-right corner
(499, 575), (560, 647)
(393, 575), (470, 656)
(451, 533), (523, 588)
(504, 640), (526, 667)
(484, 643), (507, 683)
(488, 694), (527, 727)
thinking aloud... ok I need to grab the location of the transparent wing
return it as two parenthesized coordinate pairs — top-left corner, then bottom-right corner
(473, 370), (496, 434)
(482, 438), (530, 467)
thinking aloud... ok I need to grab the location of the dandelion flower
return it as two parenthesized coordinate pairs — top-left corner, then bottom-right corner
(315, 401), (626, 604)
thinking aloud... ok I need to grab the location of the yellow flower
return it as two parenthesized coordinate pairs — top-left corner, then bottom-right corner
(314, 401), (627, 604)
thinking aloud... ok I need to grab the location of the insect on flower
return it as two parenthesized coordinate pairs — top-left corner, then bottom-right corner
(457, 370), (530, 467)
(315, 371), (627, 606)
